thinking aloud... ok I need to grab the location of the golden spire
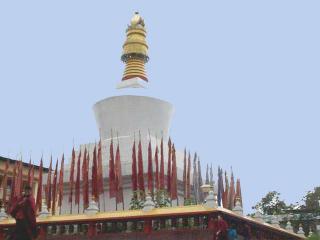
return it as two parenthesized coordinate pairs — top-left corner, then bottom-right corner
(120, 12), (149, 86)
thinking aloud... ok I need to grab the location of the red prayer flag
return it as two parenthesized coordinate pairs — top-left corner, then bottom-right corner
(131, 140), (138, 192)
(137, 137), (145, 193)
(15, 160), (23, 197)
(154, 146), (159, 191)
(159, 138), (165, 190)
(92, 145), (98, 201)
(10, 162), (17, 202)
(69, 147), (76, 204)
(183, 148), (187, 199)
(223, 171), (229, 209)
(235, 179), (242, 207)
(109, 138), (116, 198)
(75, 150), (81, 206)
(97, 140), (104, 196)
(115, 144), (123, 204)
(186, 152), (191, 199)
(2, 159), (10, 204)
(167, 138), (172, 194)
(36, 158), (43, 212)
(228, 171), (236, 210)
(46, 157), (52, 211)
(52, 159), (58, 215)
(171, 144), (177, 200)
(27, 159), (32, 185)
(58, 154), (64, 208)
(147, 139), (153, 195)
(83, 149), (89, 209)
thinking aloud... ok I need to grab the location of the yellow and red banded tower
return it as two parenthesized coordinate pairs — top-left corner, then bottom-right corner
(117, 12), (149, 89)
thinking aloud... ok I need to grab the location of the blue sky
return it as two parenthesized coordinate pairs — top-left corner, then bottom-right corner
(0, 1), (319, 213)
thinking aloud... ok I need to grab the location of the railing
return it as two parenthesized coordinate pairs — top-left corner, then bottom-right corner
(0, 206), (305, 240)
(0, 215), (214, 240)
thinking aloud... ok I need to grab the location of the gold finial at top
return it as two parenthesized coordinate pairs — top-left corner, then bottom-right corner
(120, 12), (149, 83)
(130, 12), (145, 27)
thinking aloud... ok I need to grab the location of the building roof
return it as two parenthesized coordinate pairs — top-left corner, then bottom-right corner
(0, 156), (49, 172)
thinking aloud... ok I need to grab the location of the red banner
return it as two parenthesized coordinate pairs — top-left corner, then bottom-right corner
(167, 138), (172, 194)
(147, 140), (153, 195)
(137, 138), (145, 193)
(36, 158), (43, 212)
(115, 144), (123, 204)
(52, 159), (58, 215)
(58, 154), (64, 209)
(154, 146), (159, 191)
(159, 138), (165, 190)
(109, 139), (116, 198)
(171, 144), (177, 200)
(131, 140), (138, 192)
(75, 150), (81, 206)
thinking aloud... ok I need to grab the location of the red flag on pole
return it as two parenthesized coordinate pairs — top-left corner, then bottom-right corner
(27, 158), (32, 185)
(109, 138), (116, 198)
(75, 150), (81, 207)
(147, 139), (153, 195)
(115, 143), (123, 204)
(167, 138), (172, 194)
(159, 137), (165, 190)
(183, 148), (187, 199)
(171, 144), (177, 201)
(15, 160), (23, 197)
(186, 152), (191, 199)
(58, 154), (64, 212)
(228, 170), (235, 210)
(223, 171), (229, 208)
(235, 179), (242, 207)
(154, 146), (159, 191)
(51, 159), (58, 215)
(36, 158), (43, 212)
(2, 159), (10, 205)
(97, 140), (104, 196)
(46, 157), (52, 211)
(69, 147), (76, 208)
(82, 148), (89, 210)
(92, 145), (98, 201)
(29, 163), (35, 188)
(10, 162), (17, 202)
(137, 136), (145, 193)
(131, 139), (138, 193)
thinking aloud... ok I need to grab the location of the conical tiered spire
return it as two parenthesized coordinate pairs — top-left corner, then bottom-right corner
(118, 12), (149, 89)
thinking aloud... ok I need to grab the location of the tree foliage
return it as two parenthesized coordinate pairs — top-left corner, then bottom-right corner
(252, 191), (287, 215)
(308, 233), (320, 240)
(129, 191), (144, 210)
(301, 187), (320, 210)
(154, 190), (171, 208)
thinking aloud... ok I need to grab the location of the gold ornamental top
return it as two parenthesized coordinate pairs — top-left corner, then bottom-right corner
(121, 12), (149, 82)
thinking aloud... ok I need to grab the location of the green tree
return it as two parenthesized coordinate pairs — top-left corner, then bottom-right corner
(301, 187), (320, 210)
(252, 191), (287, 215)
(154, 190), (171, 208)
(308, 233), (320, 240)
(129, 191), (144, 210)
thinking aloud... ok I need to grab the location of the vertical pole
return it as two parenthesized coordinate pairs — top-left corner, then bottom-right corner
(88, 223), (97, 237)
(0, 227), (4, 240)
(144, 219), (152, 234)
(39, 225), (47, 240)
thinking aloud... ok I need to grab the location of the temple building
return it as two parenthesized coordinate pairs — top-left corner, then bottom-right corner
(0, 12), (308, 240)
(0, 156), (48, 207)
(59, 12), (191, 213)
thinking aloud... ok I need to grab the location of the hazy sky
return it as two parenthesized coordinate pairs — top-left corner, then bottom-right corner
(0, 1), (319, 213)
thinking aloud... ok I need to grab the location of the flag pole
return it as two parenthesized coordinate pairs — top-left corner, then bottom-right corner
(112, 129), (117, 211)
(116, 132), (124, 211)
(100, 129), (106, 212)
